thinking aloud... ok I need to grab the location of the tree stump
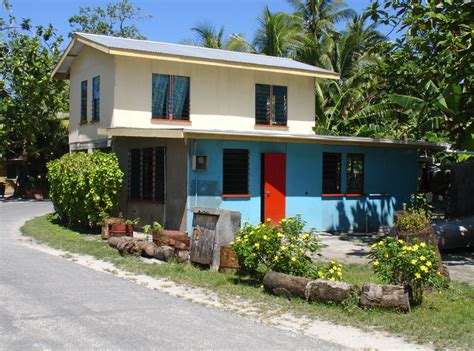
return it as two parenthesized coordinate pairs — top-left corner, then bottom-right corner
(141, 242), (158, 258)
(154, 246), (175, 261)
(306, 279), (353, 303)
(262, 271), (311, 299)
(360, 283), (410, 312)
(176, 250), (190, 263)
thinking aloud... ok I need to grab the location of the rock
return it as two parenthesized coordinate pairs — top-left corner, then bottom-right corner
(306, 279), (353, 303)
(360, 283), (410, 312)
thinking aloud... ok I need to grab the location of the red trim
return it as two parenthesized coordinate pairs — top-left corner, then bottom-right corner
(345, 194), (365, 197)
(222, 194), (251, 199)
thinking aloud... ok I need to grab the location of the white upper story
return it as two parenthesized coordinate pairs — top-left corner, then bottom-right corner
(53, 33), (340, 148)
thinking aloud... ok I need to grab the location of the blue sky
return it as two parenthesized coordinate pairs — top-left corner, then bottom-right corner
(6, 0), (377, 48)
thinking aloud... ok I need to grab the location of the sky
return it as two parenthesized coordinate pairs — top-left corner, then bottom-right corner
(5, 0), (378, 48)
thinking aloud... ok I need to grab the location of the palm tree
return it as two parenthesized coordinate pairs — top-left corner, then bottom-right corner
(253, 6), (302, 57)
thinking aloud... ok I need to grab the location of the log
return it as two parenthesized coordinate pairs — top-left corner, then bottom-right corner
(306, 279), (353, 303)
(360, 283), (410, 312)
(154, 246), (175, 261)
(141, 242), (158, 258)
(262, 271), (310, 299)
(176, 250), (190, 263)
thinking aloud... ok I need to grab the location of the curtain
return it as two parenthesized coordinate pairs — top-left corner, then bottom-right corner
(152, 74), (170, 118)
(172, 75), (190, 119)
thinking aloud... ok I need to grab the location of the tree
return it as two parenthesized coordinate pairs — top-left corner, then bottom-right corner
(188, 23), (254, 52)
(68, 0), (149, 39)
(1, 6), (68, 195)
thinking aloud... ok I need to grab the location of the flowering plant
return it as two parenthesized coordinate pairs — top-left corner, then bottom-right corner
(307, 260), (344, 281)
(368, 237), (442, 304)
(231, 214), (322, 277)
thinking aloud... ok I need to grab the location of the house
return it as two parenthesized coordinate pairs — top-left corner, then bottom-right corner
(52, 33), (446, 233)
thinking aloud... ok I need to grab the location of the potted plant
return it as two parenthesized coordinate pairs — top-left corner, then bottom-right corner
(124, 218), (140, 237)
(143, 221), (163, 242)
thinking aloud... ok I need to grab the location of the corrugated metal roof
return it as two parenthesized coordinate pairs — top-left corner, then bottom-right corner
(75, 32), (337, 76)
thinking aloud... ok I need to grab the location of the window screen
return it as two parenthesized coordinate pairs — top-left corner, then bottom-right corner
(346, 154), (364, 194)
(255, 84), (287, 126)
(128, 147), (165, 201)
(322, 152), (341, 194)
(80, 80), (87, 122)
(223, 149), (249, 195)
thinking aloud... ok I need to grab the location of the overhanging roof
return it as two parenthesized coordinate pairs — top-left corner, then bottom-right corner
(97, 127), (448, 150)
(53, 33), (340, 80)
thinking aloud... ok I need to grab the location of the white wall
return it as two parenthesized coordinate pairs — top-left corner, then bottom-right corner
(69, 46), (115, 148)
(112, 56), (316, 134)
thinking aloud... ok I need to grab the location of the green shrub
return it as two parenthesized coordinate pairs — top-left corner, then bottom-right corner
(47, 151), (123, 226)
(231, 214), (327, 278)
(368, 237), (443, 304)
(396, 208), (431, 233)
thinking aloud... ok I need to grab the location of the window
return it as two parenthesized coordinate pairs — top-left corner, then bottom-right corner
(322, 152), (341, 194)
(255, 84), (287, 126)
(128, 147), (165, 201)
(152, 74), (190, 120)
(80, 80), (87, 122)
(223, 149), (249, 195)
(92, 76), (100, 121)
(346, 154), (364, 194)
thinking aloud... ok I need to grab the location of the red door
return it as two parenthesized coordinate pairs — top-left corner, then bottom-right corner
(262, 153), (286, 225)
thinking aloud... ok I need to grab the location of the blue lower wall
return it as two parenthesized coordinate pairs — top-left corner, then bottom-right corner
(187, 139), (417, 233)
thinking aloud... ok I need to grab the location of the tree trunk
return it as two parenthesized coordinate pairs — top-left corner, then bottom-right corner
(306, 279), (353, 303)
(360, 283), (410, 312)
(262, 271), (310, 299)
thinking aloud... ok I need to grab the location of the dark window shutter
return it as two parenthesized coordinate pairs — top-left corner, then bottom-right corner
(272, 85), (287, 126)
(92, 76), (100, 121)
(223, 149), (249, 194)
(347, 154), (364, 194)
(141, 148), (154, 200)
(129, 149), (141, 199)
(80, 80), (87, 122)
(155, 148), (165, 201)
(322, 152), (341, 193)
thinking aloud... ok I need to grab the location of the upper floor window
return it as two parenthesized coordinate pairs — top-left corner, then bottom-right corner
(92, 76), (100, 121)
(129, 147), (165, 202)
(346, 154), (364, 194)
(152, 74), (190, 120)
(255, 84), (287, 126)
(322, 152), (341, 194)
(80, 80), (88, 122)
(223, 149), (249, 195)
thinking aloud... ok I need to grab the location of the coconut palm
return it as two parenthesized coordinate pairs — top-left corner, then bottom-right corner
(253, 5), (303, 57)
(188, 23), (254, 53)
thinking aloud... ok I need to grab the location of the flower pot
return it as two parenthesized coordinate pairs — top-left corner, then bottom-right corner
(110, 223), (127, 236)
(125, 224), (134, 237)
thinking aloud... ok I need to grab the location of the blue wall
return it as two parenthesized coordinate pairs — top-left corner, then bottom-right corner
(187, 139), (417, 233)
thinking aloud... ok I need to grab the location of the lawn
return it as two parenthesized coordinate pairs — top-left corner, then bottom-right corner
(22, 214), (474, 350)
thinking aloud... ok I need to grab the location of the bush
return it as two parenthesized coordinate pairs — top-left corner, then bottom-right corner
(231, 214), (343, 280)
(47, 151), (123, 226)
(368, 237), (443, 304)
(396, 209), (430, 234)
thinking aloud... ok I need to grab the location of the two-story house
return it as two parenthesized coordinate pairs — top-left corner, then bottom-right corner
(53, 33), (445, 233)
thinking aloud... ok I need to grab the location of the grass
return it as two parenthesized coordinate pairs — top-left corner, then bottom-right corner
(22, 214), (474, 350)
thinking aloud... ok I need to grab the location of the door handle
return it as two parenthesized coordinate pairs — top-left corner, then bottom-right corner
(266, 190), (270, 197)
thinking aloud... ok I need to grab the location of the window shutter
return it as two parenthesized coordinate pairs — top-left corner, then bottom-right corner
(155, 147), (165, 201)
(223, 149), (249, 194)
(322, 153), (341, 194)
(129, 149), (141, 199)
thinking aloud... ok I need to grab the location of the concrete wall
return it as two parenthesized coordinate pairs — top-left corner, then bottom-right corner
(113, 137), (188, 231)
(187, 139), (418, 233)
(69, 46), (115, 149)
(113, 56), (316, 134)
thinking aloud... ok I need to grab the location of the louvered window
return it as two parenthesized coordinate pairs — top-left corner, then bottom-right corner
(346, 154), (364, 194)
(255, 84), (287, 126)
(223, 149), (249, 195)
(152, 74), (190, 120)
(128, 147), (165, 201)
(80, 80), (87, 122)
(322, 153), (341, 194)
(92, 76), (100, 121)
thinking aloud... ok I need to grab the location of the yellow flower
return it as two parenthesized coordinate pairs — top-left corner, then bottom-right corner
(415, 272), (421, 279)
(237, 237), (241, 243)
(229, 241), (235, 246)
(280, 219), (286, 223)
(437, 271), (442, 276)
(263, 235), (268, 241)
(244, 234), (249, 239)
(329, 268), (334, 273)
(281, 245), (287, 251)
(420, 256), (426, 261)
(402, 246), (408, 251)
(274, 255), (279, 261)
(372, 261), (380, 267)
(277, 232), (283, 238)
(371, 243), (378, 248)
(426, 261), (432, 267)
(398, 239), (404, 244)
(384, 253), (389, 258)
(330, 260), (336, 265)
(254, 243), (260, 249)
(260, 284), (264, 289)
(329, 277), (335, 281)
(337, 271), (342, 276)
(266, 218), (272, 222)
(420, 265), (428, 273)
(299, 248), (304, 253)
(318, 271), (324, 278)
(291, 257), (296, 262)
(420, 242), (426, 248)
(412, 244), (419, 251)
(411, 259), (418, 265)
(290, 244), (295, 248)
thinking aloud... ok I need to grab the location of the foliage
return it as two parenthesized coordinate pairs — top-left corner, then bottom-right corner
(68, 0), (149, 39)
(396, 207), (430, 234)
(123, 218), (140, 226)
(368, 237), (443, 304)
(0, 4), (68, 195)
(187, 23), (253, 53)
(307, 259), (344, 281)
(47, 151), (123, 227)
(143, 221), (163, 234)
(408, 193), (434, 218)
(231, 215), (322, 277)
